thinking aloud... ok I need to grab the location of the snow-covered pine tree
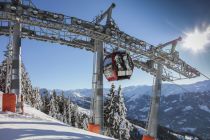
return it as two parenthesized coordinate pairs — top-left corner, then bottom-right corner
(0, 60), (7, 92)
(0, 46), (42, 109)
(41, 90), (50, 114)
(59, 92), (65, 114)
(104, 84), (130, 139)
(49, 90), (59, 118)
(56, 93), (63, 121)
(68, 103), (81, 128)
(81, 113), (89, 130)
(76, 112), (83, 129)
(66, 97), (72, 125)
(0, 45), (12, 93)
(117, 85), (130, 140)
(30, 87), (42, 110)
(104, 83), (119, 138)
(71, 105), (76, 126)
(21, 70), (32, 105)
(60, 93), (68, 124)
(73, 105), (79, 128)
(30, 87), (36, 107)
(104, 83), (115, 128)
(112, 91), (120, 139)
(63, 100), (68, 124)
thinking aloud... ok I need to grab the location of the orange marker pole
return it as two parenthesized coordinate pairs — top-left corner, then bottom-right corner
(142, 135), (155, 140)
(88, 123), (100, 134)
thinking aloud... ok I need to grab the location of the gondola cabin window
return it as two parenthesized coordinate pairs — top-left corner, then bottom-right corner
(103, 51), (134, 81)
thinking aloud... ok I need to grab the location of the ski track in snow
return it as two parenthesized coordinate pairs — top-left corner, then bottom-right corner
(164, 107), (173, 112)
(0, 104), (113, 140)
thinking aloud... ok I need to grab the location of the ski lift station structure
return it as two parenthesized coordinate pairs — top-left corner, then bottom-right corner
(0, 0), (201, 139)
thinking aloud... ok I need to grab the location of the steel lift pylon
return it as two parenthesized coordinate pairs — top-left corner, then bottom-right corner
(89, 3), (115, 134)
(143, 38), (181, 140)
(90, 40), (104, 134)
(10, 0), (22, 112)
(143, 63), (163, 140)
(11, 22), (21, 110)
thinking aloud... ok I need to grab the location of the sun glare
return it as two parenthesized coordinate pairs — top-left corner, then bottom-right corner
(183, 27), (210, 53)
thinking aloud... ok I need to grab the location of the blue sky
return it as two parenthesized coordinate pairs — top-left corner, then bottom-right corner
(0, 0), (210, 90)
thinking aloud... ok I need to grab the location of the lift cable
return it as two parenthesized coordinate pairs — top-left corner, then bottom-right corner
(200, 72), (210, 80)
(167, 69), (210, 93)
(169, 81), (191, 93)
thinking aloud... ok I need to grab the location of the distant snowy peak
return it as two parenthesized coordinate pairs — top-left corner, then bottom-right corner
(72, 92), (83, 98)
(124, 80), (210, 102)
(40, 88), (93, 98)
(40, 80), (210, 102)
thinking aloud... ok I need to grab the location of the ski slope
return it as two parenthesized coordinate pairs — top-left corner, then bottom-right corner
(0, 104), (113, 140)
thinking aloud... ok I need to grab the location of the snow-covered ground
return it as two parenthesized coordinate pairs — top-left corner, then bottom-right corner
(198, 105), (210, 113)
(0, 104), (113, 140)
(78, 106), (90, 115)
(171, 132), (199, 140)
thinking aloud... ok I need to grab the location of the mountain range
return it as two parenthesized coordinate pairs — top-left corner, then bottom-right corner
(40, 80), (210, 140)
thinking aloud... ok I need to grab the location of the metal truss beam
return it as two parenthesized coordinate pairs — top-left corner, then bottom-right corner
(0, 1), (200, 81)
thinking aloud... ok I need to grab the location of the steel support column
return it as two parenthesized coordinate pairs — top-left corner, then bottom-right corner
(93, 40), (104, 134)
(11, 21), (22, 112)
(147, 63), (163, 138)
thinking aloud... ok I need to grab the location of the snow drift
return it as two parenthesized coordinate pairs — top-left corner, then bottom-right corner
(0, 104), (113, 140)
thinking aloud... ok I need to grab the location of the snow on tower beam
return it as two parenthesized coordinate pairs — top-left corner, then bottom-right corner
(0, 22), (173, 81)
(0, 24), (175, 82)
(0, 22), (199, 82)
(95, 3), (115, 24)
(0, 24), (94, 51)
(0, 1), (200, 82)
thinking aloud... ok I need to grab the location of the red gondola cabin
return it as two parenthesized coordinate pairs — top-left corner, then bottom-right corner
(104, 51), (134, 81)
